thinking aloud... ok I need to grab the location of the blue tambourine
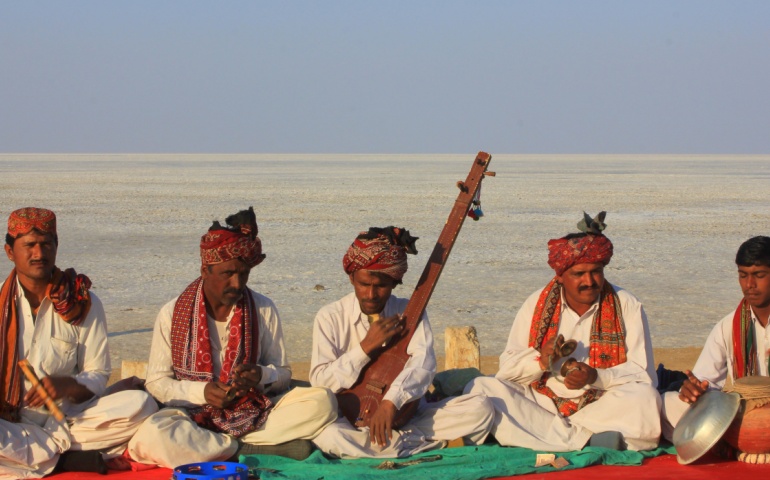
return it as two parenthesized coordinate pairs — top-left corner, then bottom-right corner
(172, 461), (250, 480)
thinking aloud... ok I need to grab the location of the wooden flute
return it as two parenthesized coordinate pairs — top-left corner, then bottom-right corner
(17, 359), (65, 422)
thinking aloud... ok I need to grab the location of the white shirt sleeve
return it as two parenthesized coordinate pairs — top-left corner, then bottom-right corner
(382, 315), (436, 409)
(310, 303), (373, 393)
(496, 289), (549, 385)
(73, 293), (111, 396)
(253, 293), (292, 395)
(144, 299), (208, 407)
(691, 312), (734, 389)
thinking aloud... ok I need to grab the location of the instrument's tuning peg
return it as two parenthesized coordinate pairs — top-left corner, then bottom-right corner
(484, 171), (496, 177)
(456, 181), (468, 193)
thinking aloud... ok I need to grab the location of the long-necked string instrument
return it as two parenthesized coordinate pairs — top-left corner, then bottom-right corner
(17, 359), (66, 422)
(337, 151), (494, 428)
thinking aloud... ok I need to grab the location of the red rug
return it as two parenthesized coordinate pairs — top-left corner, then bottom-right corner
(50, 468), (171, 479)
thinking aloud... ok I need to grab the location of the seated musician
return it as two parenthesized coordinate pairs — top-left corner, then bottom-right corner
(1, 207), (158, 478)
(128, 207), (337, 468)
(310, 226), (494, 458)
(465, 212), (661, 451)
(661, 235), (770, 441)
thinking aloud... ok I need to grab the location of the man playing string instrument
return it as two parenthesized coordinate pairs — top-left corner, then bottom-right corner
(1, 208), (158, 478)
(661, 236), (770, 441)
(466, 212), (661, 451)
(129, 207), (336, 467)
(310, 227), (494, 458)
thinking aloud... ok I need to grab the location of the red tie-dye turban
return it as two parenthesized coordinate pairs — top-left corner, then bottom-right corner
(7, 207), (57, 238)
(200, 207), (265, 268)
(547, 212), (614, 276)
(342, 226), (418, 283)
(547, 234), (613, 276)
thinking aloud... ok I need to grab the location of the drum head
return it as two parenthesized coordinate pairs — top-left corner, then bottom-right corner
(734, 376), (770, 388)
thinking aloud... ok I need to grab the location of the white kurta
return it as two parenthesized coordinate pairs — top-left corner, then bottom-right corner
(310, 292), (494, 458)
(466, 283), (661, 451)
(661, 306), (770, 441)
(129, 287), (336, 468)
(0, 278), (158, 480)
(143, 287), (292, 405)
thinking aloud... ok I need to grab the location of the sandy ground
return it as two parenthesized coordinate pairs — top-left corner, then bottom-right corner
(288, 348), (701, 382)
(110, 347), (701, 385)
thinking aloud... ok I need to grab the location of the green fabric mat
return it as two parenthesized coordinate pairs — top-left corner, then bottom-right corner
(239, 444), (676, 480)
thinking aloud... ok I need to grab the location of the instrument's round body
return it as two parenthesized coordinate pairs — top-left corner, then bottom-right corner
(722, 376), (770, 462)
(337, 345), (418, 428)
(723, 402), (770, 454)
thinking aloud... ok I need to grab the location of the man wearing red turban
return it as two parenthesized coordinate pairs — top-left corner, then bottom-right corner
(1, 208), (157, 478)
(310, 227), (494, 458)
(129, 207), (336, 468)
(466, 212), (661, 452)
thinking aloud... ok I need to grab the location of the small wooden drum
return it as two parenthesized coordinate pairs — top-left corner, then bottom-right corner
(723, 376), (770, 463)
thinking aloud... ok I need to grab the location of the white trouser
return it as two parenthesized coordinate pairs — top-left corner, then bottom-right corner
(660, 390), (692, 443)
(129, 387), (337, 468)
(0, 390), (158, 479)
(465, 376), (661, 452)
(312, 392), (494, 459)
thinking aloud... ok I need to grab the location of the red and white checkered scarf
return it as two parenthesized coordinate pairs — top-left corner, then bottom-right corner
(171, 277), (273, 436)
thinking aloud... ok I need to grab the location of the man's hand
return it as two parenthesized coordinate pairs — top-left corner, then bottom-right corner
(538, 334), (563, 371)
(204, 381), (233, 409)
(360, 315), (404, 356)
(678, 370), (709, 404)
(368, 400), (397, 447)
(24, 376), (94, 407)
(229, 363), (263, 397)
(563, 362), (598, 390)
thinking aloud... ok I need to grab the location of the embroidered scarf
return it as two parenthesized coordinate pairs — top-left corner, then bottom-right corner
(731, 299), (763, 379)
(170, 277), (273, 436)
(0, 267), (92, 422)
(528, 278), (627, 417)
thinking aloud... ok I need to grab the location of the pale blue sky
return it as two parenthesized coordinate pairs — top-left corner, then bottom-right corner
(1, 1), (768, 154)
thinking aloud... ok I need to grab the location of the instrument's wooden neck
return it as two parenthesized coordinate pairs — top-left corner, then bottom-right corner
(397, 152), (492, 349)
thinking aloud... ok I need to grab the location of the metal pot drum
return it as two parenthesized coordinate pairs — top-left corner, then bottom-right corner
(672, 390), (741, 465)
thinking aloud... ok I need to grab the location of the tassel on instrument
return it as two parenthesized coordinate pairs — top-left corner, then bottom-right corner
(468, 184), (484, 221)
